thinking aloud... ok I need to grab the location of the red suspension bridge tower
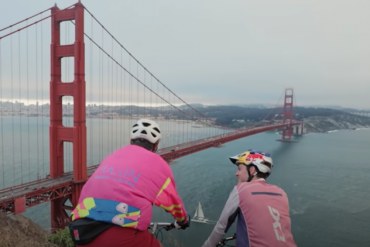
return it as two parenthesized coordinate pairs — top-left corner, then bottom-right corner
(49, 1), (86, 229)
(278, 88), (298, 142)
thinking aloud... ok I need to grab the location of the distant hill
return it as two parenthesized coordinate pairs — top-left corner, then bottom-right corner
(189, 105), (354, 126)
(296, 105), (370, 113)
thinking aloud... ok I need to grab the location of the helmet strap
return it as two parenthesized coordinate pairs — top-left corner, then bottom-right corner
(246, 166), (257, 182)
(152, 142), (159, 153)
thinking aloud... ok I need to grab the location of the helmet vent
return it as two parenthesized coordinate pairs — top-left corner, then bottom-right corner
(133, 129), (138, 133)
(261, 161), (272, 169)
(143, 122), (151, 127)
(133, 124), (138, 127)
(153, 127), (161, 133)
(141, 130), (147, 134)
(151, 133), (157, 138)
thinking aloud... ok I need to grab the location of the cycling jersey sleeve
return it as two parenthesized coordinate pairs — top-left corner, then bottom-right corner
(153, 171), (188, 224)
(202, 186), (239, 247)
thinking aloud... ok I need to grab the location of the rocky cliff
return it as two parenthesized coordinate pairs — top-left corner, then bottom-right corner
(0, 212), (57, 247)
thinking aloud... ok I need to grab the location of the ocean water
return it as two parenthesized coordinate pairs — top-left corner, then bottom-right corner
(1, 117), (370, 247)
(151, 128), (370, 247)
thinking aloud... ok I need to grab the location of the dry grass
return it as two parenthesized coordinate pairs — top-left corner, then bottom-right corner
(0, 212), (57, 247)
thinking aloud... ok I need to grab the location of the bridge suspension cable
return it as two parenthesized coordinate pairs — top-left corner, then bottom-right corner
(82, 6), (229, 128)
(0, 4), (76, 40)
(0, 7), (51, 33)
(64, 7), (235, 166)
(246, 90), (285, 129)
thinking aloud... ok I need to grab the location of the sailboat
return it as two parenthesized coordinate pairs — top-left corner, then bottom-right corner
(191, 202), (211, 223)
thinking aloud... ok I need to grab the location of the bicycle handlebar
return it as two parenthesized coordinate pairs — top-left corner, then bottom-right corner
(148, 222), (176, 234)
(216, 233), (236, 247)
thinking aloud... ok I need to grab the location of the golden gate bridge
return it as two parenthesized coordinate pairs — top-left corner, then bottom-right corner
(0, 1), (303, 230)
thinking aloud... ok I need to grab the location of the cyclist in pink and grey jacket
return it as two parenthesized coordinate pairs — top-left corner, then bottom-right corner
(202, 150), (297, 247)
(69, 119), (189, 247)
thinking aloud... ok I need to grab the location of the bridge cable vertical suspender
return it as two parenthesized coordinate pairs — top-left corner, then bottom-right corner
(11, 27), (15, 186)
(129, 60), (132, 141)
(108, 37), (111, 150)
(101, 27), (104, 159)
(99, 27), (102, 162)
(35, 22), (40, 180)
(162, 84), (165, 144)
(120, 45), (123, 148)
(26, 21), (31, 183)
(181, 97), (183, 144)
(168, 89), (170, 145)
(124, 57), (128, 146)
(150, 75), (152, 129)
(171, 90), (173, 145)
(163, 83), (165, 144)
(108, 37), (112, 152)
(89, 15), (93, 167)
(112, 38), (115, 150)
(137, 61), (139, 123)
(50, 2), (87, 230)
(41, 13), (45, 179)
(107, 35), (109, 150)
(188, 107), (190, 142)
(0, 39), (3, 188)
(169, 89), (171, 145)
(175, 93), (178, 143)
(18, 31), (23, 184)
(185, 105), (187, 143)
(143, 64), (146, 123)
(129, 55), (132, 135)
(116, 50), (119, 149)
(169, 88), (172, 144)
(156, 74), (159, 134)
(115, 49), (118, 148)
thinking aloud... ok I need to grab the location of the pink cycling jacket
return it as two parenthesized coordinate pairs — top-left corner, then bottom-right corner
(71, 145), (187, 231)
(203, 179), (297, 247)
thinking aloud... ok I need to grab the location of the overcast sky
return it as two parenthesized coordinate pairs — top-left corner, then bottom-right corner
(1, 0), (369, 109)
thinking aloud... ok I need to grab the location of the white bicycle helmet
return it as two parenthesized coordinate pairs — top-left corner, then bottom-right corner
(131, 119), (161, 144)
(229, 150), (273, 175)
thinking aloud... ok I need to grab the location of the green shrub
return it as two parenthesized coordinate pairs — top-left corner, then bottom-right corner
(48, 227), (74, 247)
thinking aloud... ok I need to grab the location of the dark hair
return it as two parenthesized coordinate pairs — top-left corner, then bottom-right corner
(256, 172), (269, 179)
(130, 138), (155, 151)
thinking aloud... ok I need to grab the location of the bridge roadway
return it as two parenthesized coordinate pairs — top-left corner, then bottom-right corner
(0, 122), (301, 214)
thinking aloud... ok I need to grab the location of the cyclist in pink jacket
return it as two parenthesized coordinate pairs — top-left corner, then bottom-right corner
(202, 150), (297, 247)
(69, 119), (189, 247)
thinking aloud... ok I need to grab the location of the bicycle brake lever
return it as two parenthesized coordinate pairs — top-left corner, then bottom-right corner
(165, 223), (175, 231)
